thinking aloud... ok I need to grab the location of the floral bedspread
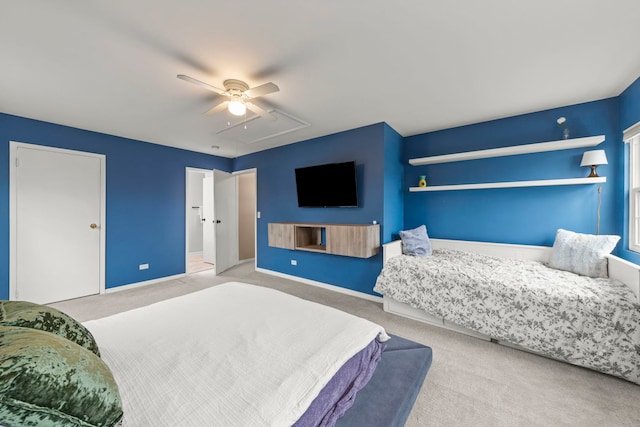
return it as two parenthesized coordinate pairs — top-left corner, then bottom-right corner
(374, 248), (640, 384)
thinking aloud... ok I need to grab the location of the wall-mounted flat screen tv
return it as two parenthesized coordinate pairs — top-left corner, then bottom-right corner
(295, 161), (358, 208)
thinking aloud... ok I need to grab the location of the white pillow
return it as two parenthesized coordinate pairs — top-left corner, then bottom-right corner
(547, 229), (620, 278)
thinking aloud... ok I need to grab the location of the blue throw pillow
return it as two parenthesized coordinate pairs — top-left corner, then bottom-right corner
(399, 225), (432, 256)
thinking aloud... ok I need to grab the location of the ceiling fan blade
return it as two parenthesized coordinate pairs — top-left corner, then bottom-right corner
(177, 74), (226, 95)
(246, 101), (277, 121)
(203, 100), (229, 115)
(245, 82), (279, 98)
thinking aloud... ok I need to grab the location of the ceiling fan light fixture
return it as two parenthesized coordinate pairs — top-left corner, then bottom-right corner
(228, 99), (246, 116)
(178, 75), (278, 119)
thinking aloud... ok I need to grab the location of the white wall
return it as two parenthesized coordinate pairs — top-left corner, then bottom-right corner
(188, 171), (204, 253)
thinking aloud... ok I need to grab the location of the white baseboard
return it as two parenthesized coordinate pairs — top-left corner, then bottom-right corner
(255, 268), (382, 303)
(105, 273), (186, 294)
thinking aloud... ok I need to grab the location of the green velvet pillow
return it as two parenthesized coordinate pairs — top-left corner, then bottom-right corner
(0, 300), (100, 356)
(0, 326), (123, 427)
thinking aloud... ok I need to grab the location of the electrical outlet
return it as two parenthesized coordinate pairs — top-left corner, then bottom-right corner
(291, 260), (297, 266)
(139, 263), (149, 270)
(257, 211), (261, 218)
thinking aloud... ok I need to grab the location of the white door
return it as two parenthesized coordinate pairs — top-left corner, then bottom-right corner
(213, 169), (238, 274)
(202, 173), (215, 265)
(11, 143), (104, 304)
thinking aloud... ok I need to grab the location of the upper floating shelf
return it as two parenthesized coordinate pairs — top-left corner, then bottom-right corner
(408, 135), (605, 166)
(409, 177), (606, 192)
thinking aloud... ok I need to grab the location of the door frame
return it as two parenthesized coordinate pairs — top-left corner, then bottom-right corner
(233, 168), (258, 269)
(9, 141), (106, 300)
(184, 167), (258, 274)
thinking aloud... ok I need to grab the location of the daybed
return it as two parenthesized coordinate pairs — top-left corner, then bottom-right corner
(374, 235), (640, 384)
(1, 282), (433, 427)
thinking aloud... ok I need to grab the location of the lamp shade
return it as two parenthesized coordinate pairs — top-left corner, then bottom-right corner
(580, 150), (608, 167)
(228, 99), (246, 116)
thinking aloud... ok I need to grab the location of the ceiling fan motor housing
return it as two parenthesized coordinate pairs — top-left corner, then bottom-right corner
(223, 79), (250, 95)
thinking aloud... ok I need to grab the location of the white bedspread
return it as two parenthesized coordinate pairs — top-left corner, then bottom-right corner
(84, 282), (387, 426)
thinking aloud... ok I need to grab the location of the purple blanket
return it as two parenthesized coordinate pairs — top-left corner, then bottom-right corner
(293, 338), (386, 427)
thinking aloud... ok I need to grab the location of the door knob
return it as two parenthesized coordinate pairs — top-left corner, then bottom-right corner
(90, 223), (98, 229)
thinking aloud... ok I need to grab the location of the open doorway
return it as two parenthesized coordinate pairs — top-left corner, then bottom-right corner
(185, 168), (257, 275)
(236, 170), (257, 264)
(186, 168), (215, 274)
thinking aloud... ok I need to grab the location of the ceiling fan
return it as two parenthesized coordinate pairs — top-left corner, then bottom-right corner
(177, 75), (279, 121)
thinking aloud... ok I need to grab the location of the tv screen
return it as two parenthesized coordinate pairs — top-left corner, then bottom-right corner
(295, 161), (358, 208)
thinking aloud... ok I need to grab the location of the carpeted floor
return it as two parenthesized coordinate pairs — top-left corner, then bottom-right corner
(50, 262), (640, 427)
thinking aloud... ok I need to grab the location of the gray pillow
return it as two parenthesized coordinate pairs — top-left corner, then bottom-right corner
(547, 228), (620, 278)
(399, 225), (432, 256)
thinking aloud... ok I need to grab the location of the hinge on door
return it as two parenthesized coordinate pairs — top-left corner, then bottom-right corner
(15, 157), (19, 167)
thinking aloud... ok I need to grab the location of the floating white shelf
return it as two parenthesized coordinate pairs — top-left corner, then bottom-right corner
(409, 177), (606, 192)
(408, 135), (605, 166)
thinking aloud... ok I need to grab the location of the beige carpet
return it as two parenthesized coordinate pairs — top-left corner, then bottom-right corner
(50, 262), (640, 427)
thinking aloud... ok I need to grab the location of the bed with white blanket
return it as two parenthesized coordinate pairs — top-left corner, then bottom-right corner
(82, 282), (384, 426)
(0, 281), (432, 426)
(374, 238), (640, 385)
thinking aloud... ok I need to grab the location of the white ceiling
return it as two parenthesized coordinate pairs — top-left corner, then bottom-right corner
(2, 1), (639, 158)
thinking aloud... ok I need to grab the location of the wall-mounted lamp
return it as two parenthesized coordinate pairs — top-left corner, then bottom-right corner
(580, 150), (608, 177)
(580, 150), (608, 234)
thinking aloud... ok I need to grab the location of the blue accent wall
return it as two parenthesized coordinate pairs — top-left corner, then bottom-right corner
(620, 76), (640, 131)
(403, 98), (620, 248)
(3, 75), (640, 301)
(619, 75), (640, 264)
(233, 123), (402, 296)
(383, 124), (404, 243)
(0, 113), (232, 299)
